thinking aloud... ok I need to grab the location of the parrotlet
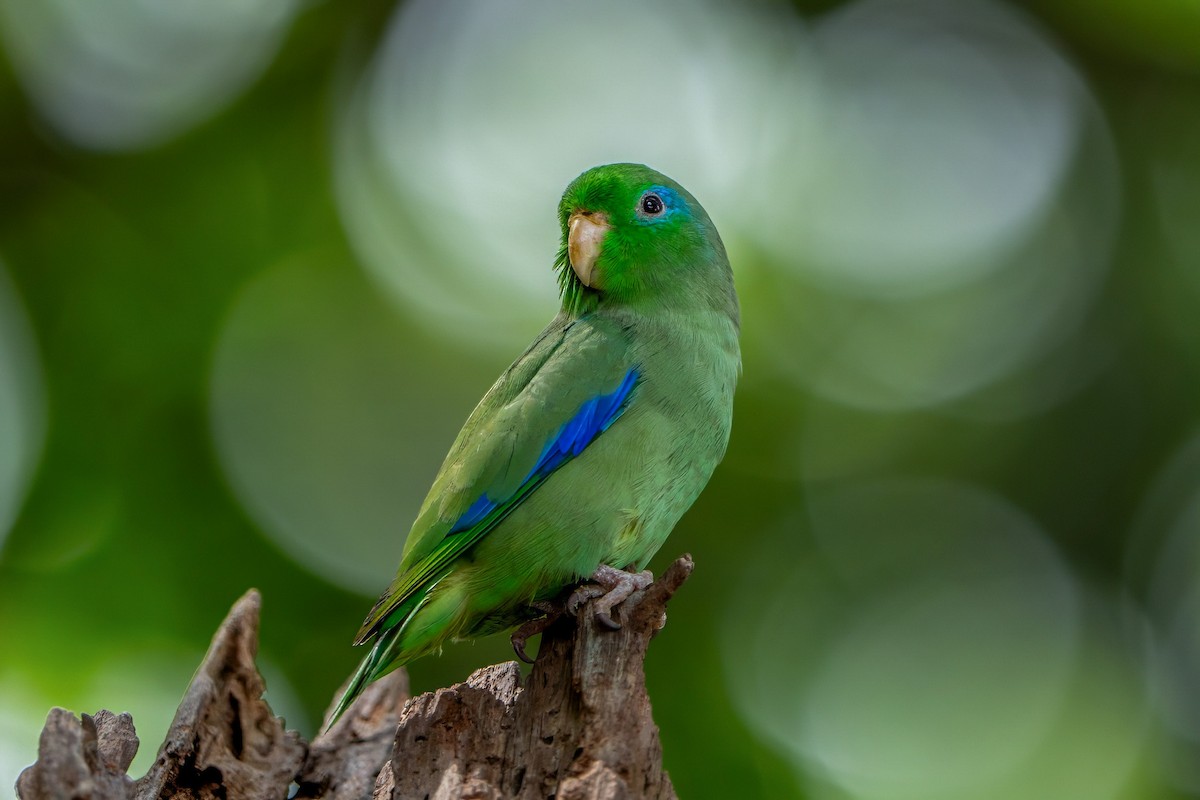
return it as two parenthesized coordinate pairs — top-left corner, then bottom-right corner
(330, 163), (740, 724)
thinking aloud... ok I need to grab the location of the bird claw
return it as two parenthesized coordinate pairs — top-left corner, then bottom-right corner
(574, 564), (654, 630)
(511, 631), (535, 664)
(595, 611), (622, 631)
(510, 608), (560, 664)
(565, 584), (606, 615)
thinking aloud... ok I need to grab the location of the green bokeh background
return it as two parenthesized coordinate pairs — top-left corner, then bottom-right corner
(2, 1), (1200, 798)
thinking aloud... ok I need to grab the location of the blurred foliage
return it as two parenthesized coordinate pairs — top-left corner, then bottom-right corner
(1, 0), (1200, 798)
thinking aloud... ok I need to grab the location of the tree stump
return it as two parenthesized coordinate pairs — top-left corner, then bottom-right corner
(16, 556), (693, 800)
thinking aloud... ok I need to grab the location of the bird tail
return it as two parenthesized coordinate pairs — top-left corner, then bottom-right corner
(326, 589), (432, 730)
(326, 576), (463, 730)
(325, 623), (405, 730)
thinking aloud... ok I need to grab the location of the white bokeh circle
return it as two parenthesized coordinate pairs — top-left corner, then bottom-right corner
(769, 0), (1085, 295)
(749, 87), (1118, 413)
(1124, 432), (1200, 791)
(0, 0), (302, 150)
(0, 263), (46, 552)
(724, 478), (1150, 800)
(209, 259), (490, 591)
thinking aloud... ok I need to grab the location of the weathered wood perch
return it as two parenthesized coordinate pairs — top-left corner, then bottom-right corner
(16, 556), (693, 800)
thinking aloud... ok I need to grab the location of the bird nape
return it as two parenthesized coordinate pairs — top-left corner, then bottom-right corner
(328, 162), (740, 727)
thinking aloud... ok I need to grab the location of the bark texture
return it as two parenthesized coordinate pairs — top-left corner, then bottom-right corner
(16, 556), (692, 800)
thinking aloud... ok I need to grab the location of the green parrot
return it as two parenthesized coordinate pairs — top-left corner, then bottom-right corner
(330, 162), (740, 724)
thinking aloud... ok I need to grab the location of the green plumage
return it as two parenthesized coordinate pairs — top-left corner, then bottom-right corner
(330, 163), (740, 725)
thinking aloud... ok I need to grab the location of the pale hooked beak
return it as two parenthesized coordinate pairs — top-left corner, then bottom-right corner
(567, 211), (610, 288)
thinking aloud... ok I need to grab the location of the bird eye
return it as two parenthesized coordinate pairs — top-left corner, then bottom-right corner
(640, 193), (664, 215)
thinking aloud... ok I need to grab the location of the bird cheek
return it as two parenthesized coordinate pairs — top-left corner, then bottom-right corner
(568, 212), (610, 288)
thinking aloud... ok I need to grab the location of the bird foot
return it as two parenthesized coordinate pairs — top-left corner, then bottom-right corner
(510, 600), (560, 664)
(510, 565), (654, 662)
(569, 564), (654, 630)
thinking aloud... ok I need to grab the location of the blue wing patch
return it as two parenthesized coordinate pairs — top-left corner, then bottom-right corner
(454, 493), (495, 532)
(449, 368), (640, 534)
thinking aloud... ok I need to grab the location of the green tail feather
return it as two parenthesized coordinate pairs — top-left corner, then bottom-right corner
(327, 570), (475, 730)
(325, 626), (401, 729)
(326, 589), (433, 730)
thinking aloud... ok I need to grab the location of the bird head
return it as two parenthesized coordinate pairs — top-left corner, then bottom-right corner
(554, 163), (736, 320)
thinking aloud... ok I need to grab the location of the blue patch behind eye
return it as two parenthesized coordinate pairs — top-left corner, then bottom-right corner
(449, 368), (641, 533)
(637, 185), (689, 225)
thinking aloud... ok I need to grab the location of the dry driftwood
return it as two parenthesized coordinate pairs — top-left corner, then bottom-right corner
(16, 556), (692, 800)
